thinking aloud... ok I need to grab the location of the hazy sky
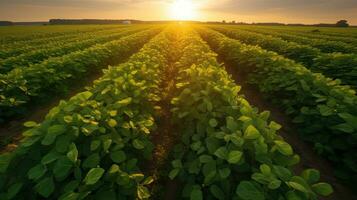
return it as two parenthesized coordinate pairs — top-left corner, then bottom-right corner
(0, 0), (357, 24)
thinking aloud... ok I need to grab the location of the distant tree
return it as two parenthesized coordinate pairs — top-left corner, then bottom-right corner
(0, 21), (13, 26)
(222, 20), (226, 24)
(336, 20), (349, 27)
(232, 20), (236, 24)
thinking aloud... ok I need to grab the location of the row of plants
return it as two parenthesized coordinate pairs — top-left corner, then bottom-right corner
(198, 27), (357, 187)
(166, 29), (333, 199)
(239, 26), (357, 47)
(235, 26), (357, 54)
(0, 26), (132, 61)
(0, 27), (178, 199)
(211, 26), (357, 87)
(0, 28), (161, 123)
(0, 25), (122, 46)
(0, 26), (145, 73)
(0, 28), (145, 74)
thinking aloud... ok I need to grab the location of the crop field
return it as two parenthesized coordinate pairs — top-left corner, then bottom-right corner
(0, 24), (356, 200)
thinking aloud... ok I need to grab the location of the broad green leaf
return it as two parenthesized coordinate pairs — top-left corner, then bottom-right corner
(84, 168), (105, 185)
(274, 140), (293, 156)
(209, 119), (218, 128)
(227, 150), (243, 164)
(24, 121), (38, 128)
(133, 139), (145, 149)
(172, 160), (183, 168)
(83, 153), (100, 168)
(67, 143), (78, 163)
(137, 185), (150, 199)
(210, 185), (225, 200)
(301, 169), (320, 184)
(236, 181), (264, 200)
(219, 168), (231, 179)
(28, 164), (47, 180)
(110, 151), (126, 163)
(35, 177), (55, 198)
(244, 125), (260, 140)
(169, 168), (180, 180)
(7, 182), (23, 199)
(0, 153), (12, 173)
(214, 147), (228, 160)
(53, 157), (73, 179)
(199, 155), (213, 163)
(312, 183), (333, 196)
(117, 97), (132, 106)
(48, 124), (67, 135)
(59, 192), (80, 200)
(90, 140), (101, 151)
(226, 117), (238, 132)
(287, 182), (309, 193)
(41, 151), (61, 165)
(190, 185), (203, 200)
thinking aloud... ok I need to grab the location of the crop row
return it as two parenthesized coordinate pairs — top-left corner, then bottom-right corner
(0, 26), (179, 199)
(198, 27), (357, 186)
(0, 25), (123, 45)
(210, 26), (357, 88)
(158, 28), (331, 199)
(0, 28), (161, 123)
(0, 26), (132, 61)
(234, 25), (357, 53)
(247, 26), (357, 46)
(0, 26), (145, 73)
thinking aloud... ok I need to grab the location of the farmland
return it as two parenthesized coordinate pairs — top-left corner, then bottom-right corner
(0, 24), (356, 200)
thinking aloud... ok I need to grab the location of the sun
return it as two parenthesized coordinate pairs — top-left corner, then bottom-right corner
(169, 0), (196, 20)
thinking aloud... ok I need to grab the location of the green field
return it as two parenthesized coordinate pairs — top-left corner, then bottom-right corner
(0, 24), (356, 200)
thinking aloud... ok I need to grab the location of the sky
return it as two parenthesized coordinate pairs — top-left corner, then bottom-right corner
(0, 0), (357, 25)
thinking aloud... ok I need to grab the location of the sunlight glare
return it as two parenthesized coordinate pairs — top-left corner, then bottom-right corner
(170, 0), (196, 20)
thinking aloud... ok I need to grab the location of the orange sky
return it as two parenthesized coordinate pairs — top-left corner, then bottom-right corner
(0, 0), (356, 25)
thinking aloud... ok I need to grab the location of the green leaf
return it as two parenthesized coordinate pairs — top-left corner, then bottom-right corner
(318, 105), (334, 116)
(199, 155), (213, 163)
(214, 147), (228, 160)
(172, 159), (183, 168)
(41, 132), (58, 145)
(274, 141), (293, 156)
(226, 117), (238, 132)
(28, 164), (47, 180)
(332, 123), (354, 133)
(67, 143), (78, 163)
(24, 121), (38, 128)
(169, 168), (180, 180)
(301, 169), (320, 184)
(53, 157), (73, 179)
(268, 179), (281, 190)
(133, 139), (145, 149)
(35, 177), (55, 198)
(84, 168), (105, 185)
(227, 150), (243, 164)
(117, 97), (132, 106)
(7, 182), (23, 199)
(190, 185), (203, 200)
(209, 119), (218, 128)
(0, 153), (12, 173)
(142, 176), (154, 185)
(287, 182), (309, 193)
(236, 181), (264, 200)
(83, 153), (100, 168)
(244, 125), (260, 140)
(55, 135), (71, 153)
(48, 124), (67, 135)
(210, 185), (225, 200)
(90, 140), (101, 151)
(59, 192), (80, 200)
(110, 151), (126, 163)
(137, 185), (150, 199)
(219, 168), (231, 179)
(312, 183), (333, 196)
(41, 151), (61, 165)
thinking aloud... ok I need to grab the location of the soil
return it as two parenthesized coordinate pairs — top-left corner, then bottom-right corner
(222, 59), (357, 200)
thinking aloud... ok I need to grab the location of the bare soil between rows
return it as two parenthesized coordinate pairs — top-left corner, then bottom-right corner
(221, 59), (357, 200)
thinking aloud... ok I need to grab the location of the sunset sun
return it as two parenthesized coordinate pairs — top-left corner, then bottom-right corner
(170, 0), (196, 20)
